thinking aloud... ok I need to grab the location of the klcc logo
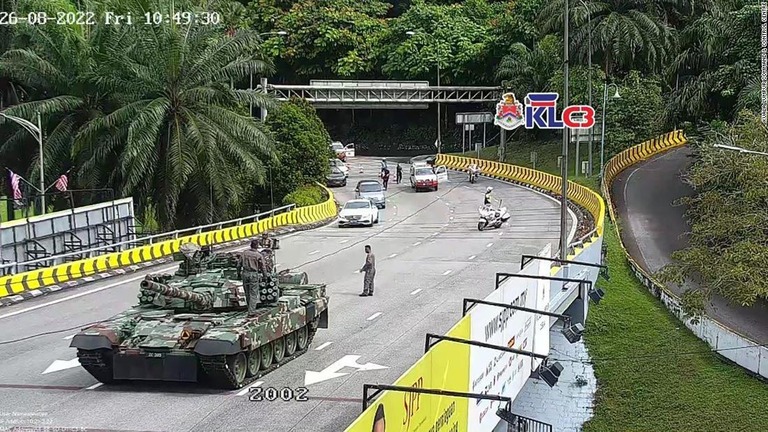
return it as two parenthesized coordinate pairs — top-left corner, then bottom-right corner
(493, 92), (595, 131)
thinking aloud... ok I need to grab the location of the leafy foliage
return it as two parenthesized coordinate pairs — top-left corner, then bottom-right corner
(265, 98), (333, 202)
(657, 111), (768, 312)
(283, 183), (327, 207)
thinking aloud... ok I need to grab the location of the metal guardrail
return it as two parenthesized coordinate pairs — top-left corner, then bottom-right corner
(0, 204), (295, 275)
(506, 414), (553, 432)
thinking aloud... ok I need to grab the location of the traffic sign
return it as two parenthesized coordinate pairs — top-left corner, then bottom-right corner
(456, 112), (493, 124)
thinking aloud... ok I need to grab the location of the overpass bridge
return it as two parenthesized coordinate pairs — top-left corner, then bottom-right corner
(256, 79), (502, 109)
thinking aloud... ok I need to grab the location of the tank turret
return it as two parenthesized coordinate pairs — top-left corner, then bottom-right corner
(140, 279), (213, 308)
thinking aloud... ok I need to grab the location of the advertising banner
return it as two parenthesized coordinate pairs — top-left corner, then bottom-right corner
(344, 316), (471, 432)
(466, 244), (551, 432)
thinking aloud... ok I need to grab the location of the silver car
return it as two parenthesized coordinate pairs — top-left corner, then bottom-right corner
(355, 180), (386, 209)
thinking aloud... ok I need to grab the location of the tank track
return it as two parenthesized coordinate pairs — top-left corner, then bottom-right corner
(199, 324), (318, 389)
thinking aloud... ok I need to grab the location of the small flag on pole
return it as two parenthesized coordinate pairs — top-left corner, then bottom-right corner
(54, 173), (68, 192)
(8, 170), (22, 200)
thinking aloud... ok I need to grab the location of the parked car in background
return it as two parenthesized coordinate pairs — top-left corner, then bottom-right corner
(330, 158), (349, 177)
(330, 141), (355, 161)
(338, 199), (379, 227)
(326, 166), (347, 187)
(355, 180), (386, 209)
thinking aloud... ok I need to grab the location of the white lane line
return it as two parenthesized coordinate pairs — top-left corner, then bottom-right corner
(63, 335), (75, 340)
(433, 232), (440, 236)
(0, 263), (178, 320)
(315, 342), (332, 351)
(236, 381), (264, 396)
(388, 253), (398, 258)
(449, 217), (454, 220)
(442, 270), (452, 276)
(410, 289), (422, 295)
(497, 231), (503, 236)
(367, 312), (382, 321)
(86, 382), (103, 390)
(413, 241), (422, 246)
(308, 250), (319, 255)
(468, 255), (476, 260)
(340, 239), (349, 244)
(486, 242), (493, 248)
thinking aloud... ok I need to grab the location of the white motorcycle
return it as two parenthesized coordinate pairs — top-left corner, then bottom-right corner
(477, 203), (510, 231)
(468, 166), (480, 183)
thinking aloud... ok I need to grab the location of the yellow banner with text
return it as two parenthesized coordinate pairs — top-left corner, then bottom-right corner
(344, 316), (471, 432)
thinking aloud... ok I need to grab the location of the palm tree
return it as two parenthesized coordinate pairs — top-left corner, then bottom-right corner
(538, 0), (678, 76)
(664, 0), (759, 125)
(0, 15), (104, 194)
(73, 14), (277, 229)
(495, 35), (562, 96)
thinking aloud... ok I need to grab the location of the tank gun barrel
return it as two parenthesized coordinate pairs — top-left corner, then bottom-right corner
(140, 279), (212, 307)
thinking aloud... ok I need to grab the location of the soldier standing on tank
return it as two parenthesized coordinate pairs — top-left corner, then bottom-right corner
(241, 240), (268, 315)
(359, 245), (376, 297)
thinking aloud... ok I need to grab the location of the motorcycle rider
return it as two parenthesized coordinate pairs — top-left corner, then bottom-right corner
(484, 186), (494, 206)
(468, 162), (479, 181)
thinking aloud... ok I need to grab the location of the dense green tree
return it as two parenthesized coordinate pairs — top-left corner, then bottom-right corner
(264, 98), (333, 202)
(69, 1), (277, 229)
(664, 0), (759, 126)
(496, 35), (562, 96)
(539, 0), (678, 76)
(658, 111), (768, 313)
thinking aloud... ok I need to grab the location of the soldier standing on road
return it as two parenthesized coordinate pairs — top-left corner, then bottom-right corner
(241, 240), (269, 315)
(359, 245), (376, 297)
(396, 163), (402, 184)
(381, 168), (390, 190)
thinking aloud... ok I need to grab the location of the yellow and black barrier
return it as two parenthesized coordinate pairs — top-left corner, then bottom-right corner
(0, 185), (338, 299)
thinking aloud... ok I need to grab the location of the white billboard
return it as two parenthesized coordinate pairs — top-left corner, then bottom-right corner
(467, 244), (551, 432)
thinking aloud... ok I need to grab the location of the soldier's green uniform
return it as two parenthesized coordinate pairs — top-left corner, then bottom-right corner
(242, 240), (268, 315)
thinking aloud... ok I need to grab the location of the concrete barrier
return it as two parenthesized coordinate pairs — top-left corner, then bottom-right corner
(0, 184), (338, 299)
(601, 130), (768, 379)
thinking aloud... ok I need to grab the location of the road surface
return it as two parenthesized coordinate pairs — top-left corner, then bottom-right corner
(0, 157), (573, 432)
(612, 146), (768, 344)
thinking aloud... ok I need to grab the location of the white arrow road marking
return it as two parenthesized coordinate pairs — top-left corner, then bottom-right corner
(410, 289), (422, 295)
(86, 383), (103, 390)
(388, 253), (397, 258)
(236, 380), (263, 396)
(42, 358), (80, 374)
(442, 270), (452, 276)
(367, 312), (382, 321)
(468, 255), (476, 260)
(304, 355), (388, 386)
(315, 342), (332, 351)
(63, 335), (75, 340)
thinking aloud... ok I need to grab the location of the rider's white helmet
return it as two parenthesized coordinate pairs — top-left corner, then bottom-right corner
(486, 187), (493, 192)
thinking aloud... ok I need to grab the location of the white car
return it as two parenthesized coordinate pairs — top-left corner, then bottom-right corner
(338, 199), (379, 227)
(330, 158), (349, 177)
(409, 163), (448, 191)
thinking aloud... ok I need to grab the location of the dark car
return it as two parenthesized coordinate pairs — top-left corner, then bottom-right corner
(326, 167), (347, 187)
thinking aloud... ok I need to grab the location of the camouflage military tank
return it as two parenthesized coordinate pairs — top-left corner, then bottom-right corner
(69, 242), (329, 389)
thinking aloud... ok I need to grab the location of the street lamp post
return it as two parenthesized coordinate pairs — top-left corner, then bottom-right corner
(252, 31), (288, 118)
(406, 30), (441, 153)
(0, 111), (46, 214)
(599, 83), (621, 179)
(560, 0), (571, 260)
(578, 0), (593, 176)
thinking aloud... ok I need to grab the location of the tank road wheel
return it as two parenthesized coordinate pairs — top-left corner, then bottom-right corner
(273, 337), (286, 363)
(260, 342), (274, 370)
(246, 348), (262, 377)
(227, 353), (248, 388)
(284, 332), (298, 356)
(296, 325), (309, 351)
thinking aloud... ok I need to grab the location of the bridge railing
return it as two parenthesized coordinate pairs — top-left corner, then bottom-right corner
(260, 84), (503, 103)
(0, 204), (296, 275)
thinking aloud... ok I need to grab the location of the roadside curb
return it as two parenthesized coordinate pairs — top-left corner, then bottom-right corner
(0, 216), (337, 308)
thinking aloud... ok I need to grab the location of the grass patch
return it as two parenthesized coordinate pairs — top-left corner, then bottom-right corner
(466, 144), (768, 430)
(583, 224), (768, 430)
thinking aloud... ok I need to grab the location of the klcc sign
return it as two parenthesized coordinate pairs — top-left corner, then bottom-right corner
(493, 92), (595, 130)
